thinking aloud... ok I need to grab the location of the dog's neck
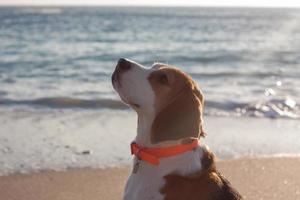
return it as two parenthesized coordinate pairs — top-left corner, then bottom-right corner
(135, 112), (155, 147)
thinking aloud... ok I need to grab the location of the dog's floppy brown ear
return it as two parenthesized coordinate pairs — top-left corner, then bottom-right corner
(151, 86), (204, 144)
(192, 86), (206, 137)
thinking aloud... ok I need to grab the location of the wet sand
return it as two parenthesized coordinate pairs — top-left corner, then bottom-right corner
(1, 157), (300, 200)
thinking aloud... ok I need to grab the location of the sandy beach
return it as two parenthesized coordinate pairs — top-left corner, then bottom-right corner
(1, 5), (300, 200)
(1, 157), (300, 200)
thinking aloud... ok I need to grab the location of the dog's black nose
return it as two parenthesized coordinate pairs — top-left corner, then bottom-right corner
(117, 58), (131, 71)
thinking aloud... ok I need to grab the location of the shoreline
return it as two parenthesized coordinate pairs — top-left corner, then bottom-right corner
(1, 109), (300, 176)
(1, 157), (300, 200)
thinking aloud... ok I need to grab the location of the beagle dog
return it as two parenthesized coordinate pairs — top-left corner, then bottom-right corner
(112, 58), (242, 200)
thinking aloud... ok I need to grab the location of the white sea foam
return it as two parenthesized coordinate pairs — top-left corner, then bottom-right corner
(0, 107), (300, 175)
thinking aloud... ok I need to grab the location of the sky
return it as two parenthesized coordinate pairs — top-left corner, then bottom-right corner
(1, 0), (300, 7)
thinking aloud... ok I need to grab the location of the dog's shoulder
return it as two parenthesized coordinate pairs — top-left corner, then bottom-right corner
(160, 147), (243, 200)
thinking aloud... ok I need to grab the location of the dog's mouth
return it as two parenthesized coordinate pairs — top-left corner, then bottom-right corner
(128, 101), (140, 108)
(111, 68), (140, 109)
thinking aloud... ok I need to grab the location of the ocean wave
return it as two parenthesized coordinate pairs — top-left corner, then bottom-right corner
(0, 97), (128, 110)
(0, 97), (298, 119)
(170, 54), (246, 64)
(205, 98), (299, 119)
(17, 8), (63, 15)
(189, 71), (286, 79)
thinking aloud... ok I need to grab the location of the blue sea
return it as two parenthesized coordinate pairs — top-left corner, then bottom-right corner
(0, 6), (299, 118)
(0, 7), (300, 175)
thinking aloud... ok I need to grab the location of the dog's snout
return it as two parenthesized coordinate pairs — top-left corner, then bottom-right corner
(112, 58), (132, 87)
(117, 58), (131, 71)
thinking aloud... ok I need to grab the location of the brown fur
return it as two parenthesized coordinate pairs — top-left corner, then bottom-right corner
(149, 65), (242, 199)
(148, 66), (205, 144)
(160, 149), (243, 200)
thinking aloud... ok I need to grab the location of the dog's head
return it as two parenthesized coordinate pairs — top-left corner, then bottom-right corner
(112, 58), (204, 145)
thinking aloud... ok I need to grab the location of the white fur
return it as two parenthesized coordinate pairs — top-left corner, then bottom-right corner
(113, 59), (155, 115)
(124, 146), (204, 200)
(112, 60), (204, 200)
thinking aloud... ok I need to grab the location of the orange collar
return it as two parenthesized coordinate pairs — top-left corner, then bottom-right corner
(130, 140), (199, 165)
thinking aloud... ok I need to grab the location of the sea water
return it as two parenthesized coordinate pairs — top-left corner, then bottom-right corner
(0, 7), (300, 175)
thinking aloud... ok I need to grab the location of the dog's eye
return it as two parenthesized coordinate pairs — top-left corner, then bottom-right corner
(158, 73), (168, 85)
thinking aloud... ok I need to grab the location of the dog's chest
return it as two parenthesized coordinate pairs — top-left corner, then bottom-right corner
(124, 163), (166, 200)
(123, 147), (204, 200)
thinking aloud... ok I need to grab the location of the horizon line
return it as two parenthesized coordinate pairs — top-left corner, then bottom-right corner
(0, 4), (300, 9)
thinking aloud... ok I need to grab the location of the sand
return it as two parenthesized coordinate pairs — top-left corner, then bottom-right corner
(0, 157), (300, 200)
